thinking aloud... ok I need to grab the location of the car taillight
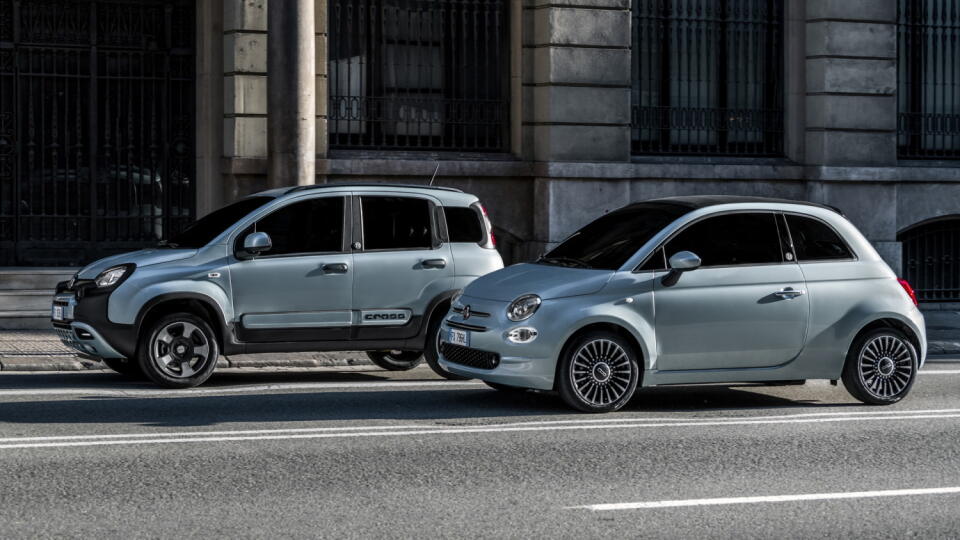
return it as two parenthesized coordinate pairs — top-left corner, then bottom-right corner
(897, 278), (919, 306)
(474, 202), (496, 249)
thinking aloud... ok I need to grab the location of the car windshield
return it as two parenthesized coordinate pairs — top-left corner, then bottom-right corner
(540, 203), (689, 270)
(160, 196), (273, 249)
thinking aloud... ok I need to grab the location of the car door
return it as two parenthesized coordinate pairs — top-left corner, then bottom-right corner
(351, 194), (454, 339)
(653, 211), (809, 370)
(229, 195), (354, 341)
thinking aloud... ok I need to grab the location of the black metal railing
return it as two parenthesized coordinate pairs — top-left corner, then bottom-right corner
(328, 0), (509, 152)
(900, 218), (960, 302)
(0, 0), (195, 266)
(898, 0), (960, 160)
(631, 0), (784, 156)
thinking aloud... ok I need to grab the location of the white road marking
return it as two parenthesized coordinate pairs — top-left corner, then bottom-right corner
(2, 410), (959, 450)
(573, 486), (960, 511)
(920, 369), (960, 374)
(0, 380), (484, 398)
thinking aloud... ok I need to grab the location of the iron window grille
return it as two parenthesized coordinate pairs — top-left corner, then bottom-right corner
(899, 218), (960, 302)
(897, 0), (960, 160)
(631, 0), (784, 157)
(328, 0), (510, 152)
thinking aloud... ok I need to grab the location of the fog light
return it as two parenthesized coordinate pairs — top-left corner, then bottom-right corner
(506, 327), (538, 344)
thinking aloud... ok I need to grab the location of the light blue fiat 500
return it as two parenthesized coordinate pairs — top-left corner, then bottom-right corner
(439, 195), (926, 413)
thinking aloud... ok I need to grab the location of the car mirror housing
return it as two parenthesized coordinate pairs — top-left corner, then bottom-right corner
(242, 231), (273, 257)
(662, 250), (701, 287)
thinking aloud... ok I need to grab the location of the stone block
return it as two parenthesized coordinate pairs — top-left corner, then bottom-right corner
(533, 124), (630, 162)
(896, 183), (960, 234)
(534, 7), (630, 48)
(224, 74), (267, 115)
(533, 86), (629, 125)
(224, 0), (268, 32)
(224, 32), (268, 73)
(806, 0), (896, 22)
(543, 179), (630, 241)
(873, 241), (902, 275)
(806, 58), (896, 95)
(525, 0), (630, 8)
(805, 181), (898, 239)
(532, 47), (630, 86)
(806, 21), (895, 58)
(806, 95), (896, 131)
(316, 74), (328, 116)
(224, 116), (268, 157)
(806, 130), (897, 166)
(316, 33), (327, 76)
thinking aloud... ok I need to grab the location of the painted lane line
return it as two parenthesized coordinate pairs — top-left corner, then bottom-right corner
(2, 412), (959, 450)
(573, 486), (960, 511)
(0, 380), (485, 398)
(8, 408), (960, 444)
(920, 369), (960, 374)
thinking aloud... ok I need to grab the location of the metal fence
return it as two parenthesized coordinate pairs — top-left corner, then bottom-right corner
(0, 0), (195, 266)
(898, 0), (960, 160)
(631, 0), (784, 156)
(900, 218), (960, 302)
(327, 0), (510, 153)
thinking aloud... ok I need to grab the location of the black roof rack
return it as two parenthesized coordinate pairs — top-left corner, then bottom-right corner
(285, 183), (463, 195)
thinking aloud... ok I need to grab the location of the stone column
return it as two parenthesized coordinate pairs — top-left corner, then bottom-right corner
(267, 0), (316, 188)
(803, 0), (901, 272)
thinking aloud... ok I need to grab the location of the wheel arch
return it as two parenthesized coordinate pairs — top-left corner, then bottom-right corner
(552, 321), (647, 391)
(844, 317), (923, 365)
(135, 293), (230, 352)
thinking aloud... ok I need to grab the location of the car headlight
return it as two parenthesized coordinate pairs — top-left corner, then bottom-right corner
(507, 294), (541, 322)
(95, 265), (132, 288)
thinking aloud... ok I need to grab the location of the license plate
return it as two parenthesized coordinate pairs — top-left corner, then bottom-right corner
(448, 328), (470, 347)
(52, 305), (64, 321)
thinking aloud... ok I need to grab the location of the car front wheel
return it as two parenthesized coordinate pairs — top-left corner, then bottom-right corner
(842, 328), (918, 405)
(137, 312), (220, 389)
(557, 330), (640, 413)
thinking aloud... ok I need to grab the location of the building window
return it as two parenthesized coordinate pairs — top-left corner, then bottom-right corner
(328, 0), (510, 152)
(899, 217), (960, 302)
(631, 0), (784, 157)
(898, 0), (960, 159)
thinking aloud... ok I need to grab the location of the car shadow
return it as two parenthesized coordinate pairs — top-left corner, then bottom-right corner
(0, 371), (860, 428)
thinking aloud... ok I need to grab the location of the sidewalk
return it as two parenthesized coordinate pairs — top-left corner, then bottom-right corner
(2, 312), (958, 371)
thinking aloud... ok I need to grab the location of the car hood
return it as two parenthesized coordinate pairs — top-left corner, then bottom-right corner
(76, 249), (198, 279)
(463, 263), (614, 302)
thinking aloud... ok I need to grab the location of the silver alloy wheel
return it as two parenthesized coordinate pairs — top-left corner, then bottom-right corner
(152, 321), (212, 379)
(570, 338), (633, 407)
(858, 335), (914, 399)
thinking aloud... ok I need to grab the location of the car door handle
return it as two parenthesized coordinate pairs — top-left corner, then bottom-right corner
(322, 263), (349, 274)
(421, 258), (447, 269)
(774, 287), (805, 298)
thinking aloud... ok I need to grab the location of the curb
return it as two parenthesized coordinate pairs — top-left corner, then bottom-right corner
(0, 352), (374, 372)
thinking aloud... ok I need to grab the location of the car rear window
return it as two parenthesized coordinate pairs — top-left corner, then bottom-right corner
(444, 206), (483, 243)
(786, 214), (854, 261)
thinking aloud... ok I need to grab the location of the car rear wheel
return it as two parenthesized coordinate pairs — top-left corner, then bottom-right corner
(366, 350), (423, 371)
(557, 330), (640, 413)
(842, 328), (918, 405)
(424, 313), (471, 380)
(137, 312), (219, 389)
(100, 357), (144, 378)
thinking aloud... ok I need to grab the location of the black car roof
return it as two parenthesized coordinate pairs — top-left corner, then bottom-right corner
(635, 195), (844, 215)
(284, 183), (463, 195)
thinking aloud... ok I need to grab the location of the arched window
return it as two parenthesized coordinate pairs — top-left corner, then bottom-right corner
(899, 217), (960, 302)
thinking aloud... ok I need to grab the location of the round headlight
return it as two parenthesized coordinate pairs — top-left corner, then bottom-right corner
(95, 266), (130, 288)
(507, 294), (541, 322)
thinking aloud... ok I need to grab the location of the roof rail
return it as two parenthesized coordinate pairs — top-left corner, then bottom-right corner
(285, 183), (463, 195)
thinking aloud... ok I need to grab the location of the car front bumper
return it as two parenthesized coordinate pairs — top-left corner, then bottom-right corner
(51, 291), (132, 360)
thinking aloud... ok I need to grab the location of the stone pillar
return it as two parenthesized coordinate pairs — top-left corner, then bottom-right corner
(196, 0), (224, 217)
(315, 0), (328, 161)
(523, 0), (632, 162)
(267, 0), (315, 188)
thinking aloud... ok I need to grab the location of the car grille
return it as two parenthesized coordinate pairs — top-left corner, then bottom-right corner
(54, 325), (85, 353)
(440, 342), (500, 370)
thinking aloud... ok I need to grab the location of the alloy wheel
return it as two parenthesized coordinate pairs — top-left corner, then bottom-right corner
(152, 321), (213, 379)
(570, 338), (634, 407)
(857, 335), (914, 399)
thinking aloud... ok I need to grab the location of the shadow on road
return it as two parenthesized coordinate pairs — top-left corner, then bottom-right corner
(0, 370), (859, 428)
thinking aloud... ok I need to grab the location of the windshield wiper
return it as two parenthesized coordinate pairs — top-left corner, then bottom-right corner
(536, 255), (592, 269)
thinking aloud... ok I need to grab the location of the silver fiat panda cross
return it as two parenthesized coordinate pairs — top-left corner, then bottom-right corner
(52, 184), (503, 388)
(439, 195), (926, 413)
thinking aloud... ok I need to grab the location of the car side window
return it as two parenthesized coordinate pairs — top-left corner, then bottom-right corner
(361, 196), (433, 250)
(443, 206), (483, 243)
(786, 214), (854, 261)
(244, 196), (345, 256)
(665, 212), (782, 267)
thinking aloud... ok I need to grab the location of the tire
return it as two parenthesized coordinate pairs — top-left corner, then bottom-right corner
(423, 311), (471, 380)
(137, 312), (220, 389)
(842, 328), (918, 405)
(366, 350), (423, 371)
(484, 381), (527, 393)
(556, 330), (640, 413)
(100, 357), (144, 378)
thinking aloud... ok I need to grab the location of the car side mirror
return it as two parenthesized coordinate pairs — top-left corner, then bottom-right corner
(662, 250), (701, 287)
(241, 231), (272, 258)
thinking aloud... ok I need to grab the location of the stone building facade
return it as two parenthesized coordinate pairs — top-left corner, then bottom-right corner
(1, 0), (959, 319)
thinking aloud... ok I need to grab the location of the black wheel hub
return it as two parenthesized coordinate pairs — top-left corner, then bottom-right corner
(170, 337), (194, 362)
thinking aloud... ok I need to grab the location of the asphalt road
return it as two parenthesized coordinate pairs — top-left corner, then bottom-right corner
(1, 362), (960, 539)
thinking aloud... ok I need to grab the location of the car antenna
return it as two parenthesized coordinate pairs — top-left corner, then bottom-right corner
(428, 162), (440, 186)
